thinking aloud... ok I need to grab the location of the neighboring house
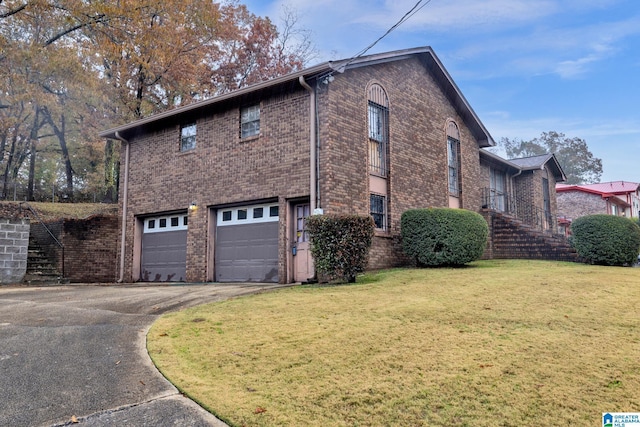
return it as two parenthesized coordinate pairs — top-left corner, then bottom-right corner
(479, 151), (566, 231)
(100, 46), (566, 284)
(556, 181), (640, 222)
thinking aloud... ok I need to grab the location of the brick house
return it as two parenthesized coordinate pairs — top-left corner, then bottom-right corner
(100, 46), (566, 284)
(556, 181), (640, 225)
(480, 151), (566, 231)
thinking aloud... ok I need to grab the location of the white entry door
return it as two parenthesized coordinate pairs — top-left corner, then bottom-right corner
(293, 204), (314, 282)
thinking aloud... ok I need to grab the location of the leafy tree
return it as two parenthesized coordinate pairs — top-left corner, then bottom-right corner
(500, 131), (603, 184)
(0, 1), (315, 202)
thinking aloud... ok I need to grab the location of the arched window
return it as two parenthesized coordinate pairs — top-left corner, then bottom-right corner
(447, 121), (460, 197)
(368, 84), (389, 176)
(368, 84), (390, 231)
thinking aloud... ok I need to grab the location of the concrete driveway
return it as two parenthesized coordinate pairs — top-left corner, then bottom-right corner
(0, 283), (288, 427)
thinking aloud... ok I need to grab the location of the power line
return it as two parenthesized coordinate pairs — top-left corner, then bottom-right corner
(342, 0), (433, 69)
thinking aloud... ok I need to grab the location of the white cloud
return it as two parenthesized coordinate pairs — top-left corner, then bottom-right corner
(356, 0), (559, 31)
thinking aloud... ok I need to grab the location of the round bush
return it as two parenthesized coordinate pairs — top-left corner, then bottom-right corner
(401, 208), (488, 267)
(307, 214), (375, 283)
(570, 214), (640, 266)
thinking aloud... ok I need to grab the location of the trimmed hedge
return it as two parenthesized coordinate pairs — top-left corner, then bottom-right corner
(401, 208), (488, 267)
(570, 214), (640, 266)
(307, 214), (375, 283)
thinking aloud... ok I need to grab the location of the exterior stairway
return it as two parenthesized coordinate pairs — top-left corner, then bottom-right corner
(24, 236), (65, 285)
(482, 209), (580, 262)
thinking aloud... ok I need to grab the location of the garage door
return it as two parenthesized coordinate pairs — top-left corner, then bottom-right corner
(141, 213), (188, 282)
(215, 203), (279, 283)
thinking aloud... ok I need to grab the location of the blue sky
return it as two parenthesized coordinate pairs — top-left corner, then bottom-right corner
(243, 0), (640, 182)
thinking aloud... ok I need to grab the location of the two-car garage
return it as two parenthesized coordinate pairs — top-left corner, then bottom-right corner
(140, 202), (280, 283)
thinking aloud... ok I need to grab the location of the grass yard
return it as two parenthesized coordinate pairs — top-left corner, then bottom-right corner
(147, 260), (640, 426)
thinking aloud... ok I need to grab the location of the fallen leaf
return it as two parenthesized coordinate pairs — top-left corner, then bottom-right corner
(254, 407), (267, 414)
(159, 333), (168, 337)
(140, 380), (145, 386)
(71, 415), (79, 423)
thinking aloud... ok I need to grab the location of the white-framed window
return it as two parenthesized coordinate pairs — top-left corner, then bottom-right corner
(446, 121), (461, 197)
(144, 213), (188, 233)
(217, 202), (279, 226)
(370, 193), (386, 230)
(180, 123), (196, 151)
(240, 105), (260, 138)
(368, 84), (389, 176)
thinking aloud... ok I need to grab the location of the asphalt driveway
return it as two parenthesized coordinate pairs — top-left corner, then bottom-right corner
(0, 283), (288, 427)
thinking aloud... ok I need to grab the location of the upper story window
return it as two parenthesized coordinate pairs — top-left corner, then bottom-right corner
(180, 123), (196, 151)
(368, 84), (389, 176)
(241, 105), (260, 138)
(447, 121), (460, 196)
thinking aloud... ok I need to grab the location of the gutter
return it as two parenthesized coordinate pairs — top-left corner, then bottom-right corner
(113, 131), (130, 283)
(298, 76), (317, 212)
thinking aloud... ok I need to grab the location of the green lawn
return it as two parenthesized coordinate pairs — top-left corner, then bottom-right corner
(147, 260), (640, 426)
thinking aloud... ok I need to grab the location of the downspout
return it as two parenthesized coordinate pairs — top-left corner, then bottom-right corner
(299, 76), (317, 212)
(114, 131), (130, 283)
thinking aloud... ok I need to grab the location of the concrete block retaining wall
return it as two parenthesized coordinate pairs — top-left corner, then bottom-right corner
(0, 218), (30, 283)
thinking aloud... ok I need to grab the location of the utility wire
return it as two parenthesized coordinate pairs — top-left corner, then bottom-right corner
(341, 0), (433, 69)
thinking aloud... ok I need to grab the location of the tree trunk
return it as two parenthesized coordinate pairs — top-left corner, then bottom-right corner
(58, 114), (74, 200)
(43, 109), (74, 200)
(27, 139), (36, 201)
(2, 129), (18, 200)
(26, 107), (41, 201)
(103, 139), (120, 203)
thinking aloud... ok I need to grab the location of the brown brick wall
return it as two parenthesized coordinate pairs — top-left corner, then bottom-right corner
(514, 168), (557, 208)
(557, 191), (609, 219)
(60, 215), (118, 282)
(318, 57), (484, 268)
(121, 89), (311, 282)
(31, 215), (118, 283)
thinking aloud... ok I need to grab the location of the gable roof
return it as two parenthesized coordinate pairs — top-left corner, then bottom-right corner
(556, 181), (640, 195)
(508, 153), (566, 182)
(100, 46), (494, 147)
(479, 149), (521, 173)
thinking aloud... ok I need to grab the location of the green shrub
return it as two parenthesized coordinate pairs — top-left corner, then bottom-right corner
(401, 208), (488, 267)
(307, 214), (375, 283)
(570, 214), (640, 266)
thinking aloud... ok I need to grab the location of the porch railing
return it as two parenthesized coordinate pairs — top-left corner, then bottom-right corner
(482, 188), (556, 233)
